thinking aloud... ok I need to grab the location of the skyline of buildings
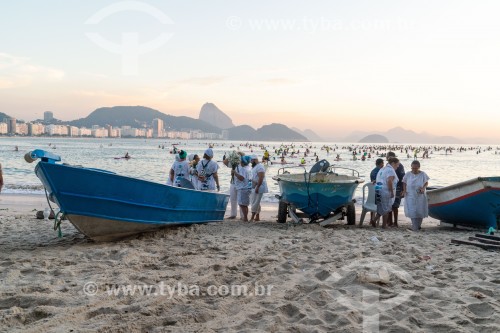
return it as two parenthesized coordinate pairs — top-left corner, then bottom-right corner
(1, 115), (228, 140)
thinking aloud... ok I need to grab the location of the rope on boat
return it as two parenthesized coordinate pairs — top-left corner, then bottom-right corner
(53, 211), (64, 238)
(304, 171), (315, 219)
(44, 187), (64, 238)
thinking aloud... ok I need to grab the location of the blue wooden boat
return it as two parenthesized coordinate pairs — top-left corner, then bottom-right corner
(25, 149), (229, 241)
(427, 177), (500, 230)
(273, 160), (363, 224)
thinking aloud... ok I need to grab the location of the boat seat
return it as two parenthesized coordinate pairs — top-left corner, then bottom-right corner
(359, 183), (377, 225)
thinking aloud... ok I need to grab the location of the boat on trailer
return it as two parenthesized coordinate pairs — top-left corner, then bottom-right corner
(273, 160), (364, 225)
(427, 177), (500, 230)
(25, 149), (229, 241)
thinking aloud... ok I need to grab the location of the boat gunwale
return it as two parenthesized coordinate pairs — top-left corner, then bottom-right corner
(36, 160), (229, 198)
(427, 176), (500, 195)
(272, 173), (363, 185)
(428, 186), (500, 208)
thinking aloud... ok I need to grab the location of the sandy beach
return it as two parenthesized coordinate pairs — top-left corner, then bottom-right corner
(0, 194), (499, 332)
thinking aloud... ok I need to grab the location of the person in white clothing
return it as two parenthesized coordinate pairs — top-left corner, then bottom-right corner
(188, 154), (201, 190)
(249, 155), (268, 222)
(169, 150), (190, 187)
(196, 148), (220, 191)
(223, 151), (245, 219)
(166, 154), (179, 186)
(402, 160), (430, 231)
(371, 157), (400, 228)
(232, 155), (252, 221)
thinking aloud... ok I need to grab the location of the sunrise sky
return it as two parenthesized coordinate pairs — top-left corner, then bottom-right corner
(1, 0), (500, 142)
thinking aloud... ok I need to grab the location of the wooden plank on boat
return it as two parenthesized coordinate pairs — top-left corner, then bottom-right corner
(474, 233), (500, 241)
(451, 239), (500, 250)
(468, 237), (500, 245)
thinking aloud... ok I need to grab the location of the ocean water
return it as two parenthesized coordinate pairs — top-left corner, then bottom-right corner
(1, 137), (499, 205)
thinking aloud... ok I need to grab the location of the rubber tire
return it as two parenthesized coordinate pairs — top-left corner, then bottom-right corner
(346, 202), (356, 225)
(277, 201), (288, 223)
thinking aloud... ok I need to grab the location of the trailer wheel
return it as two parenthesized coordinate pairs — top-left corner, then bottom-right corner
(277, 201), (288, 223)
(346, 202), (356, 225)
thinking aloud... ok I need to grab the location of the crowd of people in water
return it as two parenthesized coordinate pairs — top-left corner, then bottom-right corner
(117, 142), (499, 168)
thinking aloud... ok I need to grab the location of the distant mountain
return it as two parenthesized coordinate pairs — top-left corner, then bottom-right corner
(0, 112), (12, 120)
(227, 123), (308, 141)
(227, 125), (257, 140)
(341, 127), (462, 144)
(63, 106), (306, 141)
(359, 134), (389, 143)
(198, 103), (234, 129)
(256, 123), (307, 141)
(68, 106), (220, 132)
(292, 127), (324, 141)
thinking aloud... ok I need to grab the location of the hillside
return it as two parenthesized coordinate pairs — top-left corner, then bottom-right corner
(359, 134), (389, 143)
(0, 112), (11, 120)
(199, 103), (234, 129)
(227, 125), (257, 140)
(257, 123), (307, 141)
(226, 124), (308, 141)
(341, 127), (462, 144)
(292, 127), (324, 141)
(68, 106), (220, 132)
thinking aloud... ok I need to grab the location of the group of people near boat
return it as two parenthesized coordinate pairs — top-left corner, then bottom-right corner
(369, 151), (430, 231)
(167, 148), (269, 222)
(167, 149), (214, 190)
(167, 145), (430, 230)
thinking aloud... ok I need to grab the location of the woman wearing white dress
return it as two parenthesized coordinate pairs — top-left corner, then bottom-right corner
(402, 160), (430, 231)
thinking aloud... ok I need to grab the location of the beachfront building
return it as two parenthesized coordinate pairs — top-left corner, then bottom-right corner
(44, 111), (54, 122)
(16, 123), (29, 136)
(0, 122), (8, 134)
(120, 127), (152, 138)
(0, 119), (223, 139)
(45, 124), (69, 136)
(79, 127), (92, 136)
(204, 132), (221, 140)
(109, 128), (121, 138)
(166, 130), (190, 139)
(28, 123), (45, 136)
(152, 118), (164, 138)
(190, 130), (204, 139)
(121, 126), (139, 137)
(5, 118), (16, 134)
(68, 126), (79, 137)
(143, 128), (153, 138)
(92, 127), (108, 138)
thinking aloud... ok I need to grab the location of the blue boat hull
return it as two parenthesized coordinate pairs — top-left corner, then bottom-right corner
(275, 173), (361, 218)
(427, 177), (500, 229)
(35, 161), (229, 241)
